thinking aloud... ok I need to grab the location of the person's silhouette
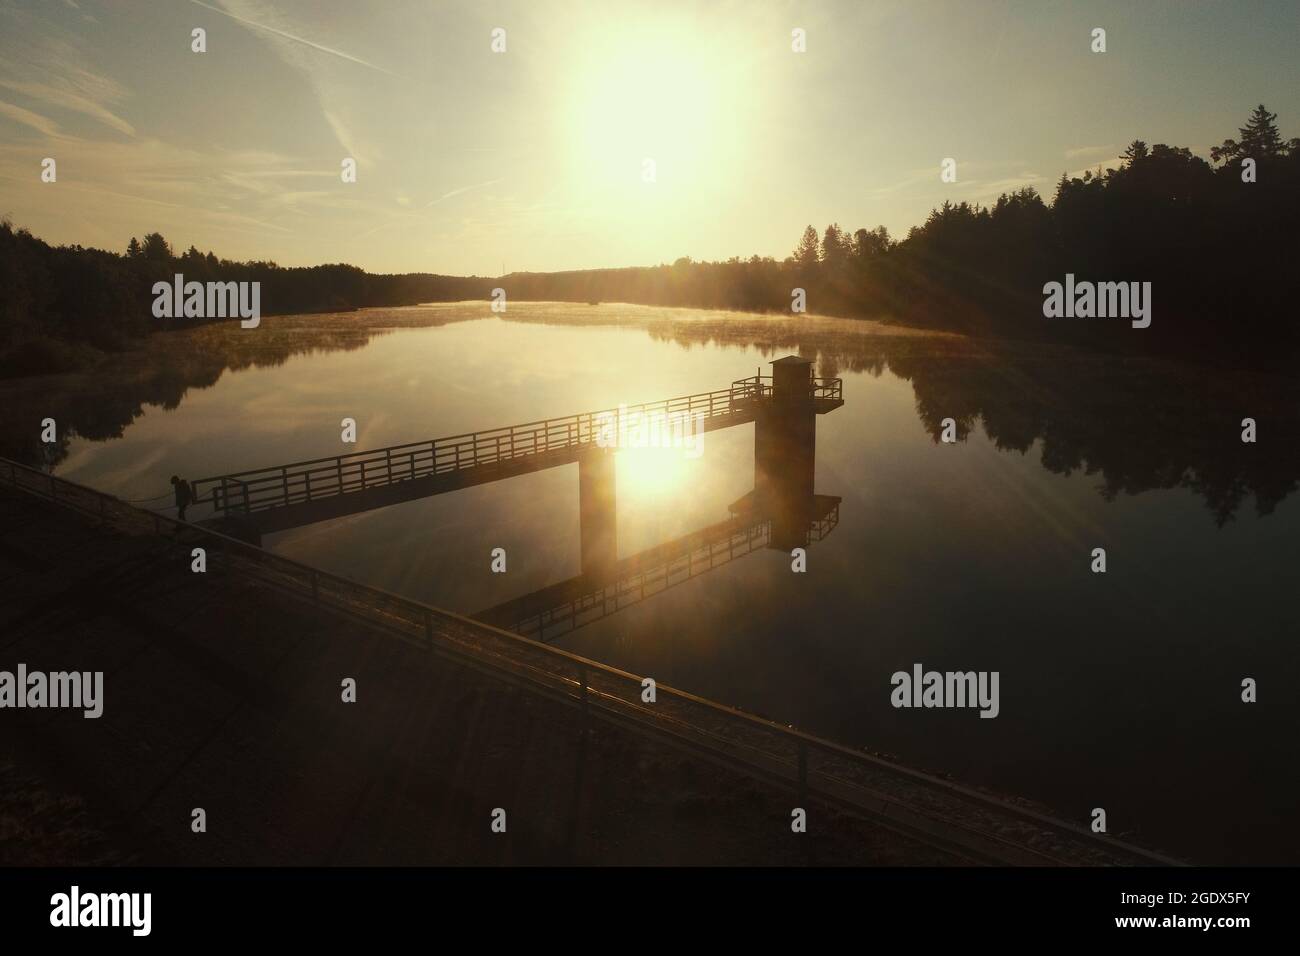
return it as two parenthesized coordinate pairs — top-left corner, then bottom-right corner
(171, 475), (194, 521)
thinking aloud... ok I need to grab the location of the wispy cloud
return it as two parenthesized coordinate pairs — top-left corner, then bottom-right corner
(0, 99), (60, 137)
(964, 173), (1047, 203)
(868, 160), (1034, 199)
(322, 109), (379, 165)
(0, 133), (339, 243)
(1065, 144), (1115, 159)
(1066, 157), (1124, 179)
(0, 76), (134, 136)
(424, 179), (502, 208)
(0, 21), (135, 138)
(265, 189), (335, 208)
(867, 166), (938, 197)
(188, 0), (393, 76)
(197, 1), (392, 167)
(352, 180), (507, 240)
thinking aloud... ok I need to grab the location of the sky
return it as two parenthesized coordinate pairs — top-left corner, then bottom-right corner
(0, 0), (1297, 276)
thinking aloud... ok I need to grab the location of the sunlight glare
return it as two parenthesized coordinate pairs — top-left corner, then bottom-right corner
(563, 20), (749, 195)
(615, 445), (693, 501)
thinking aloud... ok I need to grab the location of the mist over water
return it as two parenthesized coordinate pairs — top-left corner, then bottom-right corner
(17, 302), (1299, 864)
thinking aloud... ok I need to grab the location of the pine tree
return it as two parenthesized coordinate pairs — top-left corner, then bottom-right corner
(141, 232), (172, 261)
(1211, 104), (1287, 165)
(126, 236), (142, 258)
(1239, 104), (1285, 157)
(1053, 172), (1070, 204)
(793, 225), (819, 265)
(1122, 140), (1149, 165)
(820, 223), (849, 265)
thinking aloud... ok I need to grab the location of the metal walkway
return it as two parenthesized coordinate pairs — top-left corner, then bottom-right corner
(190, 374), (844, 531)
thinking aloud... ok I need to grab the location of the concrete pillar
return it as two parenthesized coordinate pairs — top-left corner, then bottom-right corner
(754, 356), (817, 550)
(578, 448), (617, 581)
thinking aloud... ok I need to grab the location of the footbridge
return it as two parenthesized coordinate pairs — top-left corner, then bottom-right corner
(191, 361), (843, 538)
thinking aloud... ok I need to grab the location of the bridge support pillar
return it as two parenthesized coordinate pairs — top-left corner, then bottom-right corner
(578, 448), (617, 583)
(755, 356), (817, 551)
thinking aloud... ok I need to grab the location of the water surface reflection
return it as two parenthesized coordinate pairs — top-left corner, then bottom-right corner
(5, 303), (1296, 863)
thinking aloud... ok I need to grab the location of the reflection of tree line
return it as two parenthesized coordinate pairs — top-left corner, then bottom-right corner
(515, 309), (1299, 525)
(4, 303), (1295, 524)
(890, 351), (1298, 526)
(0, 310), (479, 470)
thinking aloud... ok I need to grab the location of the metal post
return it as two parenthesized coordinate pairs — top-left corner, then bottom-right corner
(797, 741), (808, 808)
(304, 470), (311, 500)
(337, 457), (344, 493)
(282, 466), (289, 505)
(385, 448), (392, 484)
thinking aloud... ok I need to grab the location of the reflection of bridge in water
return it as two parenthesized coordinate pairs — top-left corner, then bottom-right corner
(478, 490), (842, 641)
(193, 355), (844, 638)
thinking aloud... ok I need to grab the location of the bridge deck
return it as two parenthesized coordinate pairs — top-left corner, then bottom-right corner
(192, 374), (844, 533)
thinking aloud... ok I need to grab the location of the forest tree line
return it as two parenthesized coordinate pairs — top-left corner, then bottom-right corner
(0, 226), (490, 375)
(508, 105), (1300, 364)
(2, 105), (1296, 375)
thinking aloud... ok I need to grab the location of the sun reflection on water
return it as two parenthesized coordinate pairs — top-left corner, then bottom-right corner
(616, 445), (693, 500)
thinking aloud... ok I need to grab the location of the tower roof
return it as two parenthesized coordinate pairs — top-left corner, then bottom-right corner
(770, 355), (814, 366)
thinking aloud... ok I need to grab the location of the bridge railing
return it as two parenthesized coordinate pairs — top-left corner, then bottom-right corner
(511, 514), (775, 641)
(813, 377), (844, 403)
(0, 456), (1179, 866)
(192, 376), (841, 517)
(510, 498), (843, 641)
(731, 374), (844, 403)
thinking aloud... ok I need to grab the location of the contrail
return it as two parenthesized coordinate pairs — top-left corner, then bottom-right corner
(353, 180), (504, 239)
(188, 0), (394, 75)
(424, 179), (502, 208)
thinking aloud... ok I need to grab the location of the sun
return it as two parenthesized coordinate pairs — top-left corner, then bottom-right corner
(561, 18), (751, 194)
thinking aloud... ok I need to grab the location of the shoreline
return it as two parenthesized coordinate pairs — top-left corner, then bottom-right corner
(0, 463), (1179, 866)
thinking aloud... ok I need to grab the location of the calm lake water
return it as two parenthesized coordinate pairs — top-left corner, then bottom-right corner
(17, 302), (1300, 864)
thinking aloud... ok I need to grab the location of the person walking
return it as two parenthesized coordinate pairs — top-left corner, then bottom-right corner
(170, 475), (194, 521)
